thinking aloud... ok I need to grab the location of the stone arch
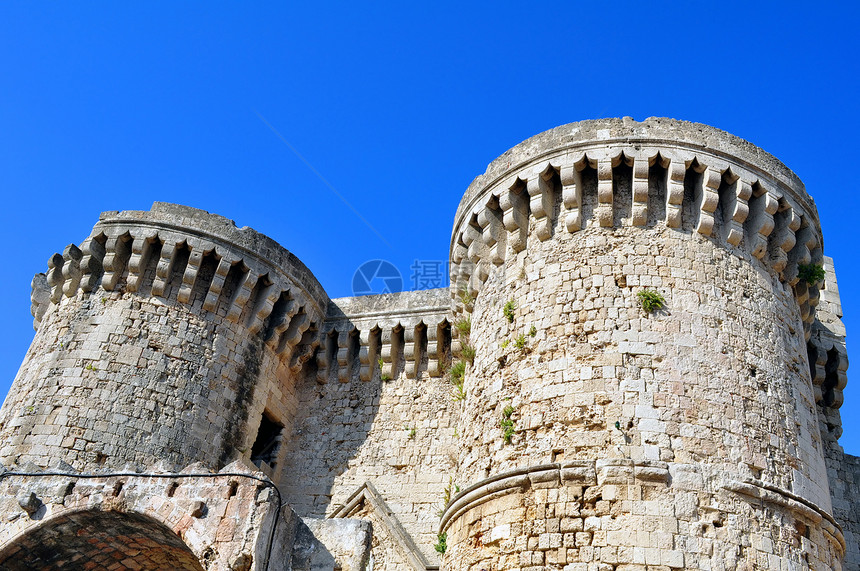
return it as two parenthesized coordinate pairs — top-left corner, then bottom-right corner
(0, 509), (205, 571)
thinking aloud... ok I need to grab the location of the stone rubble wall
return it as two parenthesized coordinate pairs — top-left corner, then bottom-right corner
(827, 450), (860, 570)
(442, 117), (846, 570)
(0, 203), (327, 479)
(281, 290), (455, 570)
(0, 461), (280, 571)
(0, 118), (857, 571)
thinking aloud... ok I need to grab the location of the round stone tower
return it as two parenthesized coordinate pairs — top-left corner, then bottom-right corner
(440, 118), (844, 569)
(0, 203), (327, 478)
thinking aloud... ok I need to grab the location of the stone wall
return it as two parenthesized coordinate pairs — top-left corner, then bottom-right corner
(281, 290), (455, 569)
(0, 118), (857, 570)
(442, 117), (845, 569)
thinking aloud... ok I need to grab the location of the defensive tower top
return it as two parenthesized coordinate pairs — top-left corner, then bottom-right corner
(449, 117), (824, 338)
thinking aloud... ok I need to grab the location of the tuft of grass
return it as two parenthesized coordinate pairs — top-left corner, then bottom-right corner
(455, 318), (471, 336)
(798, 263), (826, 285)
(459, 288), (474, 307)
(378, 356), (391, 381)
(503, 300), (516, 323)
(449, 360), (466, 384)
(449, 360), (467, 401)
(637, 289), (666, 313)
(529, 325), (537, 337)
(405, 426), (416, 439)
(501, 339), (510, 349)
(461, 343), (476, 364)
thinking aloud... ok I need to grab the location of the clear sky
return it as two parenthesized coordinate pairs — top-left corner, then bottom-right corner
(1, 2), (859, 453)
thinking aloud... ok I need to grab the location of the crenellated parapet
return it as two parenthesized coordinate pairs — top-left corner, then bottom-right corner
(808, 256), (849, 438)
(31, 202), (328, 368)
(450, 117), (824, 336)
(5, 120), (858, 571)
(318, 289), (452, 384)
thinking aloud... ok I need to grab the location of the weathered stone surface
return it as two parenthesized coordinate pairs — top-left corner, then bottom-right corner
(0, 118), (856, 570)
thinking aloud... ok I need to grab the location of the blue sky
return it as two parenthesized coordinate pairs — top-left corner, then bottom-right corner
(1, 2), (859, 453)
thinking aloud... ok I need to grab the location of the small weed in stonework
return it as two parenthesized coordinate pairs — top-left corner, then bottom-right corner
(500, 404), (516, 443)
(442, 478), (460, 506)
(514, 334), (527, 351)
(529, 325), (536, 337)
(449, 360), (467, 401)
(405, 426), (416, 439)
(85, 363), (96, 371)
(434, 532), (447, 554)
(637, 289), (666, 313)
(501, 339), (510, 349)
(461, 343), (476, 364)
(449, 361), (466, 384)
(455, 318), (471, 336)
(503, 300), (516, 323)
(459, 288), (474, 307)
(378, 357), (391, 381)
(798, 263), (825, 285)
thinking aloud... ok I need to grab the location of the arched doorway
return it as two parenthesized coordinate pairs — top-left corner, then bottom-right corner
(0, 509), (205, 570)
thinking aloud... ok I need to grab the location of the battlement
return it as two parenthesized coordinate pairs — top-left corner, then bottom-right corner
(2, 120), (858, 571)
(322, 289), (452, 383)
(32, 202), (329, 370)
(451, 117), (823, 336)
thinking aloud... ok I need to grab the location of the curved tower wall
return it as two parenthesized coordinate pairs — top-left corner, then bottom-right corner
(0, 119), (852, 571)
(441, 118), (843, 569)
(0, 203), (327, 477)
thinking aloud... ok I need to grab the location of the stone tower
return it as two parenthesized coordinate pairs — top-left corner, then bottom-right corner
(0, 118), (856, 570)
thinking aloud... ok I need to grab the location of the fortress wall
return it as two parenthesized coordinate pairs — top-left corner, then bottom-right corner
(0, 118), (856, 571)
(0, 291), (283, 471)
(441, 118), (844, 569)
(828, 450), (860, 569)
(0, 203), (327, 479)
(445, 225), (841, 570)
(280, 290), (458, 568)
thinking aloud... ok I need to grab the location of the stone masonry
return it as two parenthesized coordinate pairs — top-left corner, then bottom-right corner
(0, 117), (856, 570)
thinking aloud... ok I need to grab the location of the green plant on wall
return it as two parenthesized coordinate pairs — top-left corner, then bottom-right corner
(529, 325), (536, 337)
(500, 404), (516, 443)
(514, 334), (526, 351)
(461, 343), (476, 364)
(378, 356), (391, 382)
(449, 360), (467, 401)
(459, 288), (474, 307)
(434, 532), (447, 554)
(637, 289), (666, 313)
(449, 360), (465, 384)
(455, 317), (471, 336)
(503, 299), (516, 323)
(797, 263), (826, 285)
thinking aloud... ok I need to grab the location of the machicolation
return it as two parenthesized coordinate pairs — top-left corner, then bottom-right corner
(0, 117), (858, 570)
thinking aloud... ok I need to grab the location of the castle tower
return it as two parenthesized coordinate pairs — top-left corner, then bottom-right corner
(0, 203), (328, 477)
(440, 118), (846, 569)
(0, 119), (855, 570)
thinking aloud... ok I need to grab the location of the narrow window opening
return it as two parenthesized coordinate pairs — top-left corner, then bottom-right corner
(250, 412), (284, 472)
